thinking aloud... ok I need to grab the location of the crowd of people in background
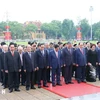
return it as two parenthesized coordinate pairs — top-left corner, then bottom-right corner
(0, 41), (100, 93)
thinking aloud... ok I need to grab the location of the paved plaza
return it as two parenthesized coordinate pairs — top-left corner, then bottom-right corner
(0, 80), (100, 100)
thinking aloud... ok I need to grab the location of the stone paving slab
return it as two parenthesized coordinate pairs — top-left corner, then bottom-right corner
(0, 80), (100, 100)
(0, 83), (63, 100)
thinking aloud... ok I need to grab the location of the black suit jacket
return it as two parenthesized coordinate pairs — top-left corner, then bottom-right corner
(62, 47), (74, 66)
(0, 52), (6, 70)
(5, 51), (21, 72)
(23, 52), (35, 72)
(35, 49), (49, 68)
(87, 50), (98, 66)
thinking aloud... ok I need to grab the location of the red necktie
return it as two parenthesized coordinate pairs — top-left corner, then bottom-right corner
(80, 49), (83, 54)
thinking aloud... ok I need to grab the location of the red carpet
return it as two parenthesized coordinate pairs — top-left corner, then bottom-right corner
(43, 78), (100, 98)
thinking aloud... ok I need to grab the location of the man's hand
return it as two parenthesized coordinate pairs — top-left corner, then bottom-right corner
(64, 64), (66, 67)
(19, 69), (21, 72)
(96, 62), (98, 65)
(76, 64), (78, 67)
(47, 66), (49, 69)
(24, 70), (26, 72)
(88, 63), (91, 66)
(5, 70), (8, 73)
(37, 67), (39, 70)
(34, 68), (36, 71)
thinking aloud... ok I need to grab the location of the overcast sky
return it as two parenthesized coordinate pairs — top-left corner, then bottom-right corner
(0, 0), (99, 24)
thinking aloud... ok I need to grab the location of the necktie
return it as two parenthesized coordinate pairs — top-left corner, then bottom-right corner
(68, 49), (71, 54)
(12, 51), (14, 56)
(56, 51), (58, 58)
(42, 50), (44, 56)
(20, 53), (23, 65)
(29, 52), (31, 58)
(80, 48), (83, 54)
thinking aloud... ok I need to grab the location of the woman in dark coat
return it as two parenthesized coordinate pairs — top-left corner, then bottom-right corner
(87, 44), (98, 67)
(86, 44), (98, 82)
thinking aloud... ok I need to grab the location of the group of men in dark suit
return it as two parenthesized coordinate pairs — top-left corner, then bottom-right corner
(0, 41), (100, 93)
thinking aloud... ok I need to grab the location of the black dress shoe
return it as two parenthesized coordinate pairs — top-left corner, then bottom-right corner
(15, 88), (20, 92)
(65, 82), (69, 84)
(31, 87), (36, 89)
(38, 85), (41, 88)
(56, 83), (62, 86)
(43, 85), (49, 87)
(3, 86), (7, 89)
(68, 82), (74, 84)
(77, 80), (81, 83)
(47, 81), (52, 83)
(9, 89), (13, 93)
(26, 87), (29, 90)
(22, 83), (25, 86)
(82, 80), (86, 83)
(52, 84), (56, 87)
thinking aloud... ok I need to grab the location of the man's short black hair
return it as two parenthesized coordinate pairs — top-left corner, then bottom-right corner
(73, 44), (77, 47)
(50, 42), (53, 45)
(40, 43), (44, 46)
(63, 43), (67, 46)
(31, 41), (37, 45)
(58, 42), (63, 45)
(9, 42), (15, 47)
(28, 41), (31, 45)
(1, 42), (6, 46)
(97, 41), (100, 45)
(54, 44), (59, 48)
(67, 42), (71, 44)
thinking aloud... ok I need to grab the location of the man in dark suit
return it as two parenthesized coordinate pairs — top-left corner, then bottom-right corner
(35, 43), (49, 88)
(97, 49), (100, 80)
(45, 43), (51, 83)
(23, 45), (36, 90)
(75, 42), (87, 83)
(0, 42), (6, 83)
(0, 45), (8, 89)
(49, 44), (62, 87)
(62, 42), (74, 84)
(18, 46), (26, 86)
(5, 43), (21, 93)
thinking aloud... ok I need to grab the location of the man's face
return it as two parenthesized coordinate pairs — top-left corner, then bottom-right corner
(18, 49), (23, 53)
(59, 44), (63, 48)
(32, 43), (37, 50)
(67, 43), (72, 49)
(27, 45), (31, 52)
(79, 43), (83, 48)
(87, 43), (90, 48)
(98, 43), (100, 47)
(3, 46), (8, 52)
(55, 47), (59, 51)
(45, 44), (49, 49)
(24, 48), (27, 52)
(10, 45), (15, 51)
(40, 45), (45, 51)
(50, 44), (53, 48)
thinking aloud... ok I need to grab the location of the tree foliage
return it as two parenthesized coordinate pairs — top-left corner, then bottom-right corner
(0, 19), (100, 40)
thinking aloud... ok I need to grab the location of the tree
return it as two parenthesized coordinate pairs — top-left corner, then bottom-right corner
(25, 24), (38, 33)
(41, 20), (62, 39)
(92, 21), (100, 40)
(80, 19), (90, 39)
(9, 21), (24, 39)
(62, 19), (74, 39)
